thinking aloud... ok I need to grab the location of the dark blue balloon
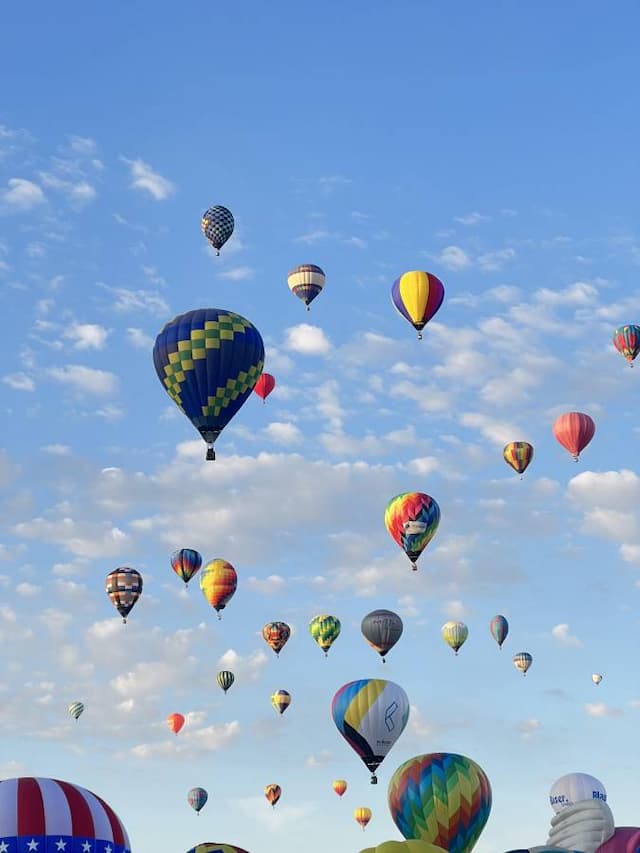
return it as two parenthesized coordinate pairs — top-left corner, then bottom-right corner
(153, 309), (264, 459)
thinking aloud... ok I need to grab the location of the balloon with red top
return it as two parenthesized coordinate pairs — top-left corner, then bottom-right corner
(552, 412), (596, 461)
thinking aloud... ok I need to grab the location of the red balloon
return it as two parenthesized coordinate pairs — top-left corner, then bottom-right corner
(254, 373), (276, 402)
(552, 411), (595, 460)
(167, 712), (185, 734)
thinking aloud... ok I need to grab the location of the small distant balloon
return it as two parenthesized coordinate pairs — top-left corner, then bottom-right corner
(217, 670), (235, 693)
(503, 442), (534, 477)
(592, 673), (603, 685)
(262, 621), (291, 657)
(167, 712), (185, 734)
(287, 264), (325, 310)
(254, 372), (276, 402)
(188, 787), (208, 815)
(333, 779), (348, 797)
(105, 567), (142, 623)
(354, 807), (372, 831)
(171, 548), (203, 586)
(391, 271), (445, 340)
(201, 205), (234, 255)
(309, 614), (341, 656)
(513, 652), (533, 676)
(271, 689), (291, 715)
(265, 784), (281, 807)
(489, 615), (509, 649)
(441, 621), (468, 655)
(549, 772), (607, 813)
(613, 324), (640, 365)
(552, 412), (595, 461)
(361, 609), (403, 662)
(68, 702), (84, 720)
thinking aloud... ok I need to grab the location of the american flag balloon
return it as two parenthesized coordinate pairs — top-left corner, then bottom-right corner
(0, 777), (131, 853)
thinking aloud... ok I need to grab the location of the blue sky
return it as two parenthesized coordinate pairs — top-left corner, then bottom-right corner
(1, 2), (640, 851)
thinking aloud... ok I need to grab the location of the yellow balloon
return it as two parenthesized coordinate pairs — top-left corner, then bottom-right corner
(360, 842), (447, 853)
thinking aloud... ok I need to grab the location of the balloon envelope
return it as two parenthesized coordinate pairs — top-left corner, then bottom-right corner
(552, 412), (595, 460)
(442, 621), (469, 654)
(503, 442), (534, 475)
(188, 787), (208, 813)
(549, 773), (607, 813)
(360, 842), (447, 853)
(333, 779), (348, 797)
(592, 673), (603, 685)
(271, 689), (291, 715)
(167, 712), (185, 734)
(262, 621), (291, 656)
(331, 678), (410, 783)
(384, 492), (441, 570)
(388, 752), (492, 853)
(200, 559), (237, 615)
(490, 615), (509, 648)
(201, 205), (234, 254)
(105, 567), (142, 623)
(68, 701), (84, 720)
(254, 372), (276, 401)
(361, 609), (404, 661)
(185, 846), (250, 853)
(171, 548), (203, 585)
(613, 324), (640, 363)
(217, 670), (235, 693)
(309, 614), (341, 655)
(513, 652), (533, 675)
(391, 271), (445, 339)
(287, 264), (325, 308)
(354, 807), (372, 829)
(153, 308), (264, 460)
(264, 784), (281, 806)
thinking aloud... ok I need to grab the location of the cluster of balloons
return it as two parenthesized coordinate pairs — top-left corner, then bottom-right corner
(503, 411), (597, 479)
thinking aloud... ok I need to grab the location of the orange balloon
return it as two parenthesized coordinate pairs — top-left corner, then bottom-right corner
(167, 712), (185, 734)
(333, 779), (348, 797)
(552, 411), (595, 460)
(354, 807), (372, 830)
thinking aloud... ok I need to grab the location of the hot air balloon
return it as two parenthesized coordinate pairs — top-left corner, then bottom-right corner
(200, 558), (237, 619)
(361, 609), (404, 662)
(105, 567), (142, 623)
(201, 205), (234, 255)
(287, 264), (325, 310)
(441, 621), (468, 655)
(309, 614), (341, 656)
(171, 548), (203, 585)
(333, 779), (348, 797)
(592, 673), (603, 685)
(613, 324), (640, 365)
(153, 309), (265, 461)
(331, 678), (410, 785)
(360, 843), (447, 853)
(185, 846), (250, 853)
(188, 787), (208, 815)
(262, 621), (291, 657)
(552, 412), (595, 461)
(384, 492), (441, 570)
(254, 373), (276, 402)
(391, 271), (445, 340)
(264, 784), (281, 807)
(167, 712), (185, 734)
(503, 442), (534, 477)
(388, 753), (492, 853)
(68, 701), (84, 720)
(513, 652), (533, 676)
(0, 777), (131, 852)
(271, 689), (291, 715)
(549, 772), (607, 813)
(489, 615), (509, 649)
(355, 807), (372, 831)
(217, 670), (235, 693)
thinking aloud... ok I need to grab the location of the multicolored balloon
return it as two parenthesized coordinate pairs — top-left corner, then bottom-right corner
(287, 264), (325, 310)
(200, 558), (237, 618)
(333, 779), (348, 797)
(613, 324), (640, 365)
(254, 372), (276, 402)
(271, 689), (291, 715)
(513, 652), (533, 676)
(153, 308), (265, 460)
(503, 442), (534, 477)
(387, 753), (492, 853)
(68, 701), (84, 720)
(105, 567), (143, 623)
(441, 621), (468, 655)
(331, 678), (410, 785)
(188, 787), (208, 815)
(201, 205), (234, 255)
(171, 548), (203, 586)
(185, 846), (250, 853)
(262, 621), (291, 657)
(264, 784), (281, 807)
(359, 843), (447, 853)
(167, 712), (185, 734)
(384, 492), (441, 570)
(354, 807), (372, 831)
(0, 777), (131, 852)
(361, 609), (404, 662)
(489, 615), (509, 649)
(309, 614), (341, 656)
(391, 271), (445, 339)
(217, 670), (235, 693)
(552, 412), (596, 461)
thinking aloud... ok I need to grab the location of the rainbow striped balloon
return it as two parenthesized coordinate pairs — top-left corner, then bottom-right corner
(388, 753), (492, 853)
(384, 492), (440, 570)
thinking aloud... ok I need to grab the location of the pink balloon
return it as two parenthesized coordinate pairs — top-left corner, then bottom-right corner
(597, 827), (640, 852)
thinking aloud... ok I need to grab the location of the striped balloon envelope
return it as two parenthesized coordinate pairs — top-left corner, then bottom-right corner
(68, 701), (84, 720)
(185, 845), (250, 853)
(200, 559), (237, 618)
(287, 264), (325, 310)
(0, 777), (131, 852)
(391, 271), (445, 339)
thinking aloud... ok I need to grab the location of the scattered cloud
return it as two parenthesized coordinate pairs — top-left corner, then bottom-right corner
(284, 324), (331, 355)
(584, 702), (623, 718)
(46, 365), (118, 395)
(218, 266), (255, 281)
(551, 623), (583, 647)
(64, 323), (109, 350)
(2, 178), (45, 210)
(3, 373), (35, 391)
(264, 422), (303, 445)
(121, 157), (175, 200)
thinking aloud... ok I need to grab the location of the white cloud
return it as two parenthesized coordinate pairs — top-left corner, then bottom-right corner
(3, 373), (35, 391)
(126, 328), (154, 349)
(121, 157), (175, 200)
(284, 324), (331, 355)
(218, 266), (255, 281)
(535, 281), (598, 306)
(477, 248), (516, 271)
(47, 365), (118, 395)
(131, 720), (240, 759)
(64, 323), (109, 350)
(517, 718), (542, 739)
(305, 749), (332, 767)
(435, 245), (472, 271)
(454, 212), (489, 225)
(15, 582), (41, 597)
(68, 135), (97, 155)
(246, 575), (286, 595)
(13, 517), (131, 558)
(584, 702), (623, 718)
(216, 649), (268, 681)
(264, 422), (303, 445)
(442, 599), (466, 619)
(42, 444), (71, 455)
(293, 229), (330, 245)
(103, 286), (169, 316)
(2, 178), (45, 210)
(551, 623), (583, 648)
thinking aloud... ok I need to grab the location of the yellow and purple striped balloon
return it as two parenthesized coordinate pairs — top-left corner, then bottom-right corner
(391, 271), (445, 339)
